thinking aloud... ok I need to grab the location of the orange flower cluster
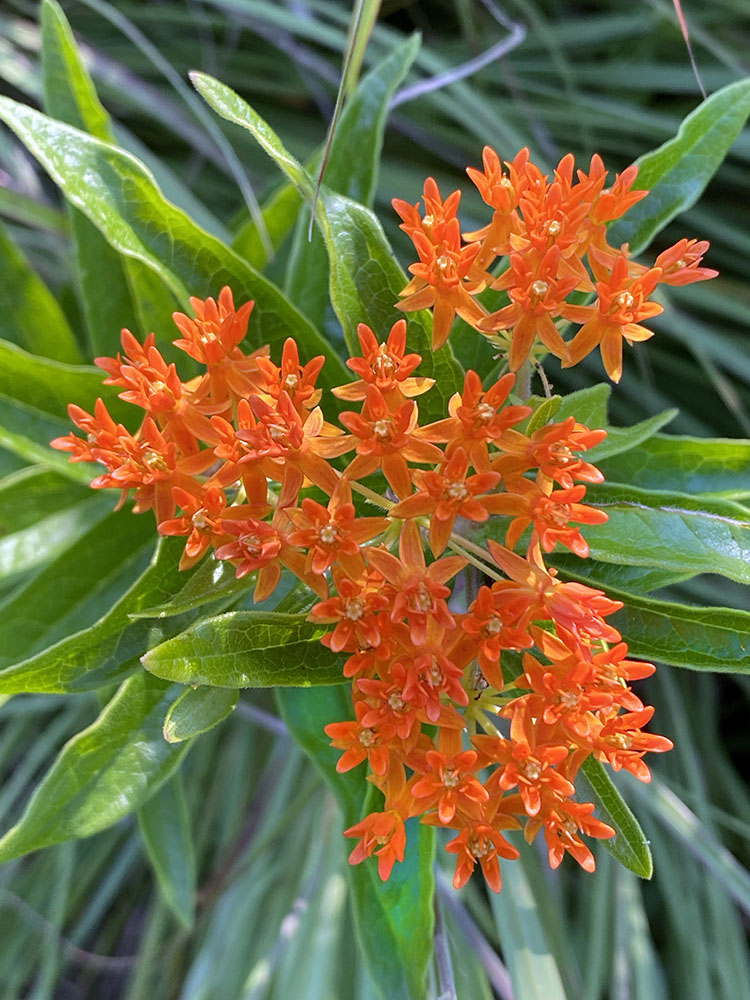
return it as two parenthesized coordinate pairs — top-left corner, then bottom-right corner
(394, 148), (717, 381)
(52, 287), (672, 895)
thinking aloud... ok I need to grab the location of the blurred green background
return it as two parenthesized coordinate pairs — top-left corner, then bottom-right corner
(0, 2), (749, 998)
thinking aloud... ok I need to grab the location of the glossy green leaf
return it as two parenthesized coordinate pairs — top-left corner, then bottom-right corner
(550, 554), (694, 595)
(132, 555), (248, 619)
(190, 71), (464, 419)
(577, 757), (652, 879)
(582, 482), (750, 585)
(0, 671), (187, 862)
(162, 685), (239, 742)
(232, 180), (302, 270)
(600, 433), (750, 499)
(0, 538), (214, 693)
(0, 97), (349, 393)
(490, 851), (569, 1000)
(610, 78), (750, 255)
(137, 773), (196, 928)
(0, 217), (82, 363)
(526, 394), (563, 434)
(277, 685), (435, 1000)
(40, 0), (140, 355)
(142, 611), (347, 688)
(557, 566), (750, 673)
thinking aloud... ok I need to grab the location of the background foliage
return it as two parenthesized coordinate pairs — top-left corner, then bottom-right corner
(0, 1), (748, 998)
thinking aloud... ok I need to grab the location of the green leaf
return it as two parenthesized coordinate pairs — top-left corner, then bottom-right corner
(490, 851), (569, 1000)
(0, 97), (349, 393)
(600, 433), (750, 499)
(610, 78), (750, 255)
(550, 553), (694, 595)
(190, 72), (464, 419)
(131, 555), (247, 619)
(142, 611), (347, 688)
(40, 0), (140, 355)
(556, 567), (750, 673)
(348, 801), (435, 1000)
(581, 482), (750, 585)
(0, 538), (215, 693)
(577, 757), (652, 879)
(277, 685), (435, 1000)
(0, 218), (82, 363)
(162, 685), (239, 742)
(137, 773), (196, 929)
(526, 394), (563, 434)
(0, 671), (187, 862)
(552, 381), (676, 459)
(232, 180), (302, 270)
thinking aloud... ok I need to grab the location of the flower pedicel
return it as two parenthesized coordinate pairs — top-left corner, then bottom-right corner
(53, 147), (714, 893)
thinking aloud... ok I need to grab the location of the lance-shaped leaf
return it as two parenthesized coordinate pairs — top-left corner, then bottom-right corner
(162, 685), (239, 743)
(131, 555), (247, 619)
(556, 566), (750, 674)
(191, 71), (464, 421)
(600, 433), (750, 499)
(0, 671), (187, 863)
(277, 685), (435, 1000)
(581, 482), (750, 585)
(577, 757), (652, 879)
(137, 773), (196, 928)
(0, 96), (349, 393)
(609, 77), (750, 256)
(142, 611), (348, 688)
(0, 538), (214, 694)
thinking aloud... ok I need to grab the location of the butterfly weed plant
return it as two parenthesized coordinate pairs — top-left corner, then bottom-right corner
(0, 1), (749, 997)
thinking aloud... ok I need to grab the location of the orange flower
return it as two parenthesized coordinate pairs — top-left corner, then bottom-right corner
(493, 416), (606, 488)
(324, 698), (395, 775)
(390, 448), (503, 555)
(344, 809), (407, 881)
(285, 481), (389, 577)
(464, 146), (531, 258)
(332, 320), (434, 403)
(310, 568), (391, 653)
(461, 584), (534, 689)
(254, 336), (324, 412)
(340, 386), (444, 499)
(491, 476), (608, 557)
(442, 820), (520, 893)
(480, 247), (577, 369)
(562, 255), (663, 381)
(427, 371), (531, 471)
(653, 238), (717, 286)
(525, 794), (615, 871)
(411, 731), (488, 824)
(365, 520), (466, 645)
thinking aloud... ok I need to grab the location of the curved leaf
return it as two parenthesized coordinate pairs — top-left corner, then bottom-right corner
(142, 611), (348, 688)
(0, 97), (349, 393)
(163, 685), (239, 742)
(0, 218), (81, 363)
(0, 538), (215, 694)
(582, 482), (750, 585)
(577, 757), (652, 879)
(0, 671), (187, 863)
(610, 77), (750, 255)
(600, 433), (750, 499)
(557, 566), (750, 673)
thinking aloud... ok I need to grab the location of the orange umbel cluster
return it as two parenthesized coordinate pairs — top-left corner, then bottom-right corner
(394, 148), (716, 380)
(53, 283), (673, 894)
